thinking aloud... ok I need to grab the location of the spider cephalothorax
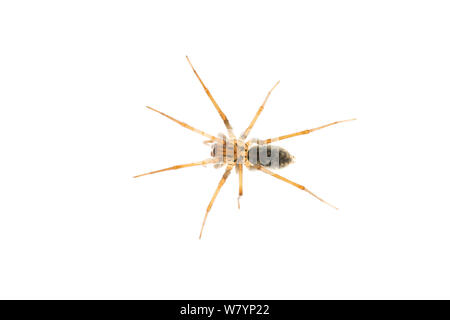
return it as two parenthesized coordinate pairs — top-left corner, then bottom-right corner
(135, 56), (355, 239)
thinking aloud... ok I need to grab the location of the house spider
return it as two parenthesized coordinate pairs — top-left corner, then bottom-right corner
(135, 56), (355, 239)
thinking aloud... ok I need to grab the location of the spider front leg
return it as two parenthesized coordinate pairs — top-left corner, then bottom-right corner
(145, 106), (222, 142)
(133, 158), (217, 178)
(186, 56), (236, 139)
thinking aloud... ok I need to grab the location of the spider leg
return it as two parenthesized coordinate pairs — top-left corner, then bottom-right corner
(251, 163), (338, 210)
(241, 81), (280, 140)
(133, 158), (217, 178)
(146, 106), (222, 142)
(199, 164), (234, 239)
(186, 56), (236, 139)
(237, 163), (243, 209)
(203, 139), (214, 145)
(260, 118), (356, 144)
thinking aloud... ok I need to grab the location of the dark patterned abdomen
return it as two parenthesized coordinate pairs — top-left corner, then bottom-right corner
(247, 145), (294, 169)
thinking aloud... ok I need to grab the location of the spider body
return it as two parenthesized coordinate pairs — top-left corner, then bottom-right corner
(135, 56), (355, 239)
(209, 135), (243, 167)
(210, 138), (294, 169)
(247, 144), (294, 169)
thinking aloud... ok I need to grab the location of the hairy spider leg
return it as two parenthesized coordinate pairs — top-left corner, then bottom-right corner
(134, 158), (217, 178)
(260, 118), (356, 144)
(237, 81), (280, 207)
(199, 164), (234, 239)
(145, 106), (222, 142)
(250, 163), (338, 210)
(241, 81), (280, 140)
(186, 56), (236, 139)
(237, 163), (243, 209)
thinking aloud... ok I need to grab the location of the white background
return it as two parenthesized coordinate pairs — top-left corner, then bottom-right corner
(1, 1), (449, 299)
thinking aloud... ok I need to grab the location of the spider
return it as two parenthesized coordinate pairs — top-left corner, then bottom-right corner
(135, 56), (355, 239)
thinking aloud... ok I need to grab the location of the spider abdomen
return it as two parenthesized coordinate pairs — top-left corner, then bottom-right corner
(247, 145), (294, 169)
